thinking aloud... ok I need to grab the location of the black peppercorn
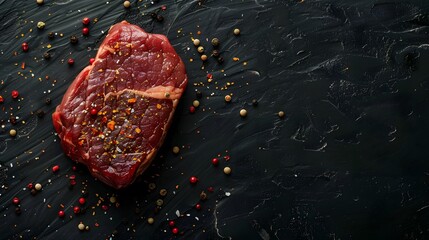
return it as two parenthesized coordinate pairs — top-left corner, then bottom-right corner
(36, 110), (45, 118)
(48, 32), (55, 39)
(252, 99), (258, 106)
(45, 98), (51, 105)
(70, 35), (78, 44)
(212, 49), (220, 57)
(156, 15), (164, 22)
(43, 52), (51, 60)
(150, 12), (157, 19)
(196, 91), (202, 99)
(15, 207), (21, 215)
(217, 57), (224, 64)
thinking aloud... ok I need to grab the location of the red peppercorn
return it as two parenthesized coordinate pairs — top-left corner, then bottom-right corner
(189, 176), (198, 184)
(52, 165), (60, 173)
(102, 205), (108, 211)
(89, 58), (95, 65)
(169, 220), (175, 227)
(22, 42), (29, 52)
(73, 206), (80, 214)
(172, 228), (179, 235)
(207, 186), (214, 192)
(58, 210), (65, 218)
(11, 90), (19, 99)
(161, 5), (167, 10)
(224, 155), (230, 161)
(72, 166), (77, 171)
(189, 106), (195, 113)
(12, 197), (20, 205)
(82, 17), (90, 25)
(27, 183), (33, 189)
(90, 108), (98, 116)
(195, 203), (201, 210)
(82, 27), (89, 36)
(79, 197), (86, 205)
(211, 158), (219, 166)
(0, 96), (4, 103)
(67, 58), (74, 65)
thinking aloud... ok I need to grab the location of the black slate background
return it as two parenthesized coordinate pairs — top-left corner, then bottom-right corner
(2, 0), (429, 239)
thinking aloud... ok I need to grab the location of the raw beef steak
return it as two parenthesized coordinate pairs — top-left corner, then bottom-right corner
(52, 21), (187, 189)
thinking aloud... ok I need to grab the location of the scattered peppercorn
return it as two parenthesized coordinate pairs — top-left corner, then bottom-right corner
(58, 210), (65, 218)
(36, 0), (44, 5)
(12, 197), (20, 205)
(45, 98), (51, 105)
(11, 90), (19, 99)
(252, 99), (258, 106)
(22, 42), (29, 52)
(159, 189), (167, 197)
(48, 32), (55, 39)
(233, 28), (240, 35)
(9, 129), (17, 137)
(172, 146), (180, 154)
(197, 46), (204, 53)
(82, 17), (90, 25)
(27, 183), (33, 189)
(224, 95), (231, 102)
(195, 203), (201, 210)
(82, 27), (89, 36)
(70, 35), (78, 44)
(172, 228), (179, 235)
(211, 38), (219, 47)
(156, 15), (164, 22)
(212, 157), (219, 166)
(217, 57), (224, 64)
(156, 199), (164, 206)
(0, 96), (3, 103)
(212, 49), (220, 57)
(148, 183), (156, 190)
(193, 100), (200, 107)
(196, 91), (202, 99)
(278, 111), (285, 118)
(110, 196), (116, 203)
(37, 21), (46, 30)
(169, 220), (175, 227)
(200, 54), (208, 61)
(199, 191), (207, 200)
(223, 167), (232, 175)
(43, 52), (51, 59)
(90, 108), (98, 116)
(189, 106), (196, 113)
(68, 58), (75, 65)
(31, 189), (37, 195)
(189, 176), (198, 184)
(193, 39), (200, 46)
(123, 0), (131, 8)
(36, 109), (45, 118)
(147, 217), (154, 224)
(35, 183), (42, 191)
(79, 197), (86, 205)
(15, 207), (21, 215)
(239, 109), (247, 117)
(89, 58), (95, 65)
(73, 206), (81, 214)
(78, 223), (85, 231)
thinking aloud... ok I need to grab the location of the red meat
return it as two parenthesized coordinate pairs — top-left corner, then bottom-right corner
(52, 21), (187, 189)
